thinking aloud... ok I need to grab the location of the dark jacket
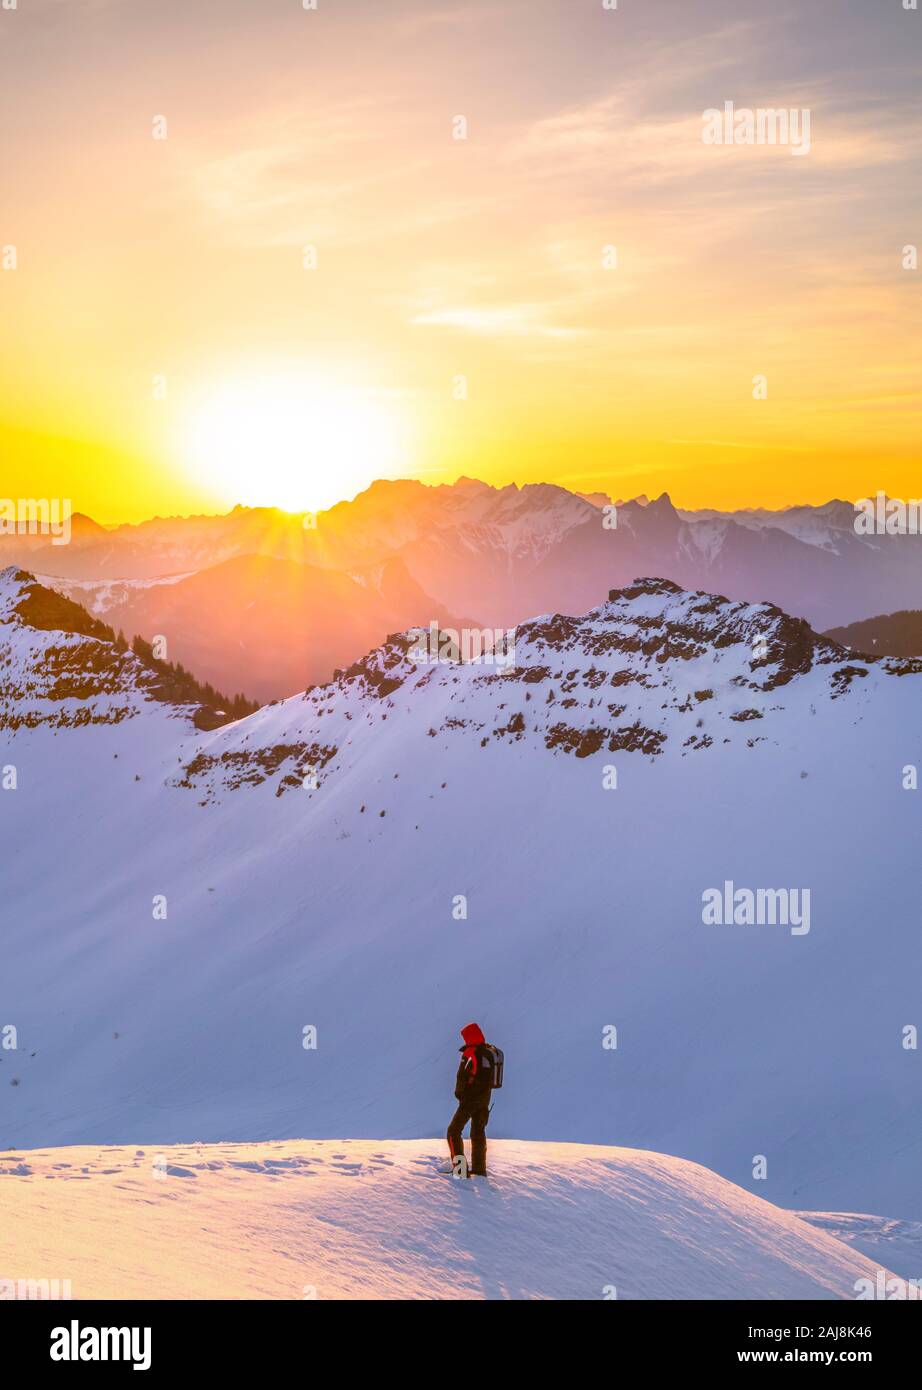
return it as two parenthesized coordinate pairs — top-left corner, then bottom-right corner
(454, 1023), (494, 1104)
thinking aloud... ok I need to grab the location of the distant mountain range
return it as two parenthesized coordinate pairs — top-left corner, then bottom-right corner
(4, 478), (922, 699)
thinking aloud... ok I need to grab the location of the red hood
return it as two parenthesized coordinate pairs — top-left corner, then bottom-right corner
(461, 1023), (485, 1047)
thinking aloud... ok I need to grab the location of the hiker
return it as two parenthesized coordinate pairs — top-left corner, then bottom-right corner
(446, 1022), (503, 1177)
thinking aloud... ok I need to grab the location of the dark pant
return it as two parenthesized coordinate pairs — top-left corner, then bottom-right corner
(447, 1100), (489, 1175)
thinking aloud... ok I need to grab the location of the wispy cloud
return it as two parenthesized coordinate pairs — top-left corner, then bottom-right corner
(411, 304), (583, 339)
(666, 439), (816, 454)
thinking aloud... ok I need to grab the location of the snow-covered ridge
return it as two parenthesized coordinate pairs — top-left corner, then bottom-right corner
(0, 566), (169, 732)
(1, 1139), (904, 1300)
(0, 566), (228, 733)
(175, 575), (921, 800)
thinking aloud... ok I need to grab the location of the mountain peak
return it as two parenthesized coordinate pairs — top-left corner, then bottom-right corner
(646, 491), (676, 512)
(452, 475), (492, 492)
(609, 577), (685, 600)
(174, 579), (905, 801)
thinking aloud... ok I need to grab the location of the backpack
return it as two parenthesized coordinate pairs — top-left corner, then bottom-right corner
(480, 1043), (504, 1090)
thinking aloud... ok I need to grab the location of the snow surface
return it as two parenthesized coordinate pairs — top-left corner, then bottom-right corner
(0, 1140), (903, 1301)
(796, 1212), (922, 1285)
(3, 568), (922, 1223)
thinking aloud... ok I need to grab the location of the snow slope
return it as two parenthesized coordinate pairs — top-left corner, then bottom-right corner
(0, 1140), (905, 1301)
(3, 567), (922, 1220)
(797, 1212), (922, 1285)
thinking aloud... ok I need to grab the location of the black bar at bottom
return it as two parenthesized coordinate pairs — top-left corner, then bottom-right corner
(5, 1297), (915, 1376)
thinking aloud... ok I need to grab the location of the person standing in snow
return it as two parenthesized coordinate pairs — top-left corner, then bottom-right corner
(447, 1022), (502, 1177)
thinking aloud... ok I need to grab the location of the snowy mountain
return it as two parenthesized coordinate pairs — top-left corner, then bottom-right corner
(680, 500), (861, 553)
(3, 482), (595, 582)
(518, 491), (922, 635)
(12, 480), (922, 700)
(0, 567), (239, 733)
(2, 1139), (907, 1300)
(315, 482), (922, 634)
(174, 573), (892, 800)
(3, 567), (921, 1221)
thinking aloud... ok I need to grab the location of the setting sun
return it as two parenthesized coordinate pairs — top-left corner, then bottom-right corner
(183, 371), (407, 513)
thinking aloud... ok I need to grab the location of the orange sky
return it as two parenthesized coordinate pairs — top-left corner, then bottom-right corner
(1, 0), (919, 522)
